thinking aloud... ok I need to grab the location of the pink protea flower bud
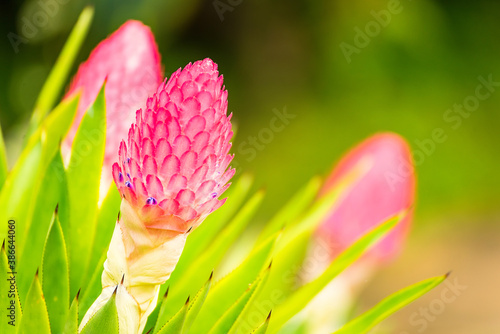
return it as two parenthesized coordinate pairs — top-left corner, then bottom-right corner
(82, 59), (235, 334)
(63, 20), (163, 196)
(318, 132), (415, 263)
(111, 58), (235, 236)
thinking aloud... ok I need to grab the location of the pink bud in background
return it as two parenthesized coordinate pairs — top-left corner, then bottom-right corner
(63, 20), (163, 195)
(318, 132), (416, 263)
(112, 58), (235, 236)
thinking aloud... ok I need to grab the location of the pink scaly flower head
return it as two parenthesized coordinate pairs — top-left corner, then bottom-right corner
(63, 20), (163, 194)
(112, 58), (235, 238)
(317, 132), (415, 264)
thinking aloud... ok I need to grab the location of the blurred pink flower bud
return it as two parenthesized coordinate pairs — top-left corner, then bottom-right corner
(112, 58), (235, 236)
(318, 132), (415, 263)
(63, 20), (163, 195)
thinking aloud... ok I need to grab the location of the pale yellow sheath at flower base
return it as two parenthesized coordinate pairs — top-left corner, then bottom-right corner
(81, 59), (235, 333)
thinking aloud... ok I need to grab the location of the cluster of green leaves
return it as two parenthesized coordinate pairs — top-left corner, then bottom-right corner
(0, 7), (446, 334)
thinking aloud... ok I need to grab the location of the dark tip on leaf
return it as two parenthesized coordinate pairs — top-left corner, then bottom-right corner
(1, 239), (5, 251)
(208, 270), (214, 281)
(117, 211), (121, 221)
(185, 296), (190, 305)
(76, 289), (81, 300)
(445, 271), (452, 278)
(113, 285), (118, 295)
(163, 287), (169, 299)
(55, 203), (59, 215)
(266, 310), (272, 321)
(267, 260), (273, 270)
(145, 329), (153, 334)
(121, 274), (125, 285)
(35, 268), (39, 277)
(186, 226), (193, 234)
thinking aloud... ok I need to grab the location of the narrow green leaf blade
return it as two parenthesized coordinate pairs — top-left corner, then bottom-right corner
(78, 252), (107, 322)
(17, 272), (51, 334)
(191, 233), (276, 333)
(80, 289), (119, 334)
(28, 6), (94, 136)
(17, 151), (68, 304)
(268, 214), (401, 333)
(63, 293), (80, 334)
(0, 95), (79, 251)
(41, 210), (70, 334)
(334, 275), (447, 334)
(208, 267), (270, 334)
(66, 84), (106, 298)
(184, 273), (212, 332)
(250, 312), (272, 334)
(82, 185), (120, 290)
(156, 298), (189, 334)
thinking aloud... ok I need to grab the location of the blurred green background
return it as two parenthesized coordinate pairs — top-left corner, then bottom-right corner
(1, 0), (499, 332)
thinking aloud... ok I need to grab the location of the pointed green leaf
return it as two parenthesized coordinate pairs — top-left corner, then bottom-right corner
(17, 151), (68, 304)
(184, 273), (212, 332)
(191, 233), (276, 333)
(0, 124), (8, 190)
(268, 215), (402, 333)
(208, 267), (270, 334)
(80, 289), (119, 334)
(156, 298), (189, 334)
(244, 170), (364, 328)
(334, 274), (447, 334)
(252, 313), (271, 334)
(41, 210), (70, 334)
(28, 6), (94, 136)
(0, 95), (79, 252)
(82, 185), (120, 290)
(155, 189), (265, 329)
(17, 272), (51, 334)
(63, 293), (80, 334)
(1, 241), (21, 333)
(79, 252), (107, 322)
(66, 84), (106, 298)
(154, 272), (212, 334)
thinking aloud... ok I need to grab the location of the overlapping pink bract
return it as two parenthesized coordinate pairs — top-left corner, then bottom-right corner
(112, 59), (234, 234)
(318, 133), (415, 263)
(63, 20), (163, 188)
